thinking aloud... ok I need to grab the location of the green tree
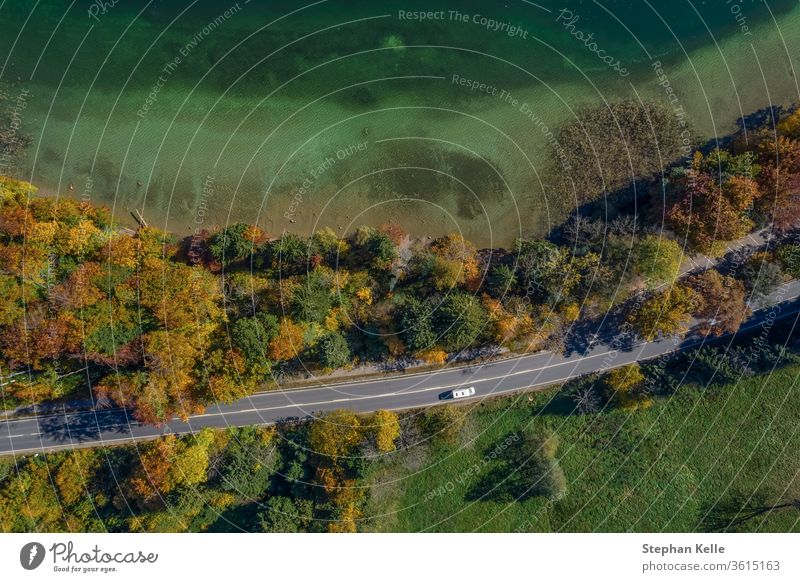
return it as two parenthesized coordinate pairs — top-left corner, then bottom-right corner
(292, 277), (334, 324)
(430, 256), (465, 291)
(777, 243), (800, 278)
(230, 316), (277, 368)
(515, 239), (583, 304)
(208, 223), (256, 265)
(520, 429), (567, 500)
(269, 233), (309, 275)
(422, 405), (467, 444)
(436, 293), (488, 352)
(311, 227), (347, 264)
(258, 496), (314, 533)
(317, 332), (351, 369)
(488, 264), (517, 296)
(398, 297), (436, 352)
(0, 457), (67, 531)
(354, 226), (396, 270)
(515, 239), (562, 299)
(739, 256), (783, 303)
(632, 235), (683, 285)
(216, 427), (276, 498)
(469, 428), (567, 502)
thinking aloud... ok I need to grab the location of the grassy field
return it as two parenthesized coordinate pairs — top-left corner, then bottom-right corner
(361, 363), (800, 532)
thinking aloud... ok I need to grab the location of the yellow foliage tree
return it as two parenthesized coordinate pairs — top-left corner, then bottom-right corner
(171, 429), (214, 488)
(99, 234), (138, 269)
(0, 460), (64, 531)
(204, 348), (259, 404)
(561, 302), (581, 322)
(606, 364), (652, 411)
(417, 347), (447, 365)
(482, 295), (519, 344)
(430, 256), (464, 291)
(308, 409), (362, 460)
(355, 286), (373, 305)
(430, 233), (480, 291)
(778, 108), (800, 138)
(129, 430), (214, 503)
(327, 500), (362, 533)
(55, 450), (98, 505)
(324, 307), (342, 332)
(627, 285), (699, 341)
(370, 409), (401, 452)
(383, 335), (405, 357)
(268, 318), (306, 361)
(56, 219), (103, 257)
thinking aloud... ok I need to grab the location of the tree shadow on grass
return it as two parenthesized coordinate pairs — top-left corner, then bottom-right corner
(698, 491), (800, 532)
(465, 431), (564, 503)
(535, 393), (580, 417)
(535, 374), (610, 417)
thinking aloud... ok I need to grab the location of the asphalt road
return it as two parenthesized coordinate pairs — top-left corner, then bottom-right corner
(2, 281), (799, 455)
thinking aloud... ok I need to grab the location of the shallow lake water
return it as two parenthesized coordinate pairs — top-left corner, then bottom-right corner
(2, 0), (799, 246)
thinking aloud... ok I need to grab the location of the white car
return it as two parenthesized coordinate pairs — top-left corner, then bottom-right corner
(451, 386), (476, 399)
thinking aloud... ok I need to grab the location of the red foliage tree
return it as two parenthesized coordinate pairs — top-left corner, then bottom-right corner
(757, 136), (800, 231)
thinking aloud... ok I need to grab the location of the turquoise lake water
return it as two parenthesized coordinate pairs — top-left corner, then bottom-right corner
(1, 0), (799, 245)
